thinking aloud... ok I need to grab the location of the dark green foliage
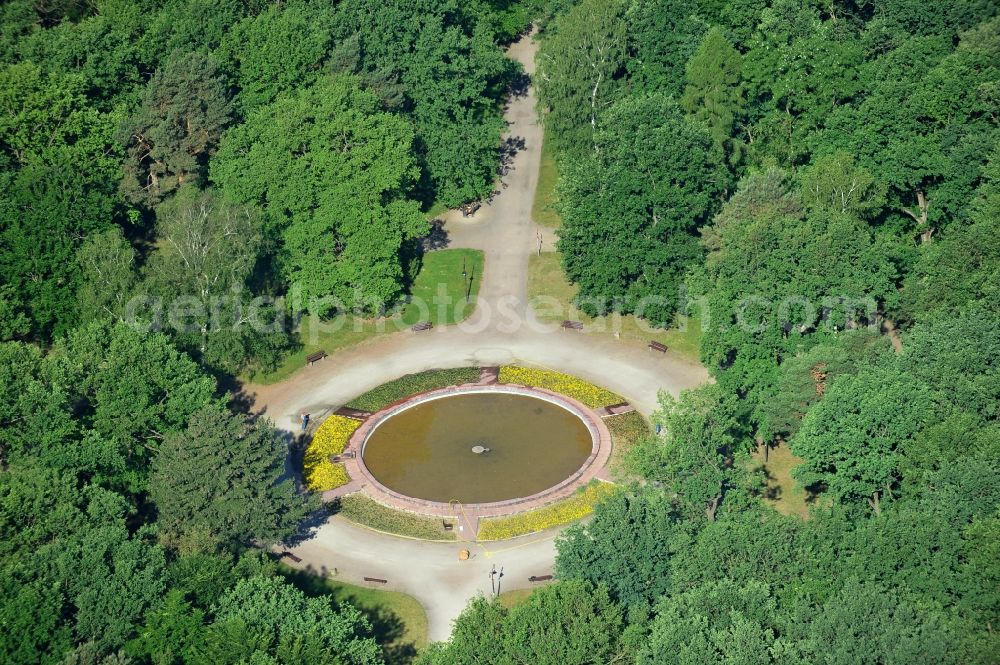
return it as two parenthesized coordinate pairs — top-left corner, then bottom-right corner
(640, 580), (779, 664)
(535, 0), (628, 157)
(53, 321), (218, 489)
(901, 149), (1000, 321)
(149, 405), (314, 548)
(1, 322), (217, 490)
(0, 468), (167, 660)
(871, 0), (998, 38)
(125, 590), (207, 664)
(120, 50), (231, 203)
(212, 74), (427, 314)
(823, 18), (1000, 237)
(557, 95), (726, 322)
(0, 318), (350, 662)
(790, 307), (999, 510)
(140, 0), (252, 61)
(417, 580), (629, 665)
(789, 578), (960, 664)
(741, 3), (866, 167)
(627, 385), (748, 521)
(0, 63), (119, 339)
(556, 489), (684, 610)
(3, 0), (999, 661)
(199, 575), (382, 664)
(681, 26), (744, 165)
(331, 0), (518, 206)
(12, 2), (150, 103)
(626, 0), (707, 99)
(399, 3), (999, 663)
(217, 1), (336, 114)
(697, 169), (897, 414)
(757, 330), (888, 440)
(793, 359), (932, 512)
(0, 3), (530, 659)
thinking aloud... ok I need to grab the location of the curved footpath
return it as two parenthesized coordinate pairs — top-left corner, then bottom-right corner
(248, 32), (709, 642)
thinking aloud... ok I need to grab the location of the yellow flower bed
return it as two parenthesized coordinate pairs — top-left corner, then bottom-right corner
(306, 462), (350, 492)
(477, 481), (617, 541)
(303, 415), (360, 491)
(498, 366), (623, 408)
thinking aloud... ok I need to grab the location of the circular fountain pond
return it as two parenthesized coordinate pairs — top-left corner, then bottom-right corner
(359, 390), (596, 504)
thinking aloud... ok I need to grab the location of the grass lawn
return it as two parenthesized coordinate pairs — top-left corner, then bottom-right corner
(345, 367), (482, 412)
(336, 494), (457, 541)
(280, 566), (428, 663)
(527, 252), (702, 361)
(750, 441), (811, 519)
(498, 588), (537, 609)
(532, 136), (561, 228)
(249, 249), (484, 384)
(400, 248), (483, 326)
(605, 411), (651, 473)
(424, 200), (449, 218)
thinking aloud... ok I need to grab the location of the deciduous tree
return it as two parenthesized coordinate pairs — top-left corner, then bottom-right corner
(76, 227), (138, 325)
(557, 94), (726, 323)
(536, 0), (628, 156)
(198, 575), (382, 664)
(626, 0), (706, 99)
(556, 489), (682, 609)
(792, 361), (931, 515)
(212, 74), (427, 315)
(628, 385), (747, 521)
(0, 63), (119, 338)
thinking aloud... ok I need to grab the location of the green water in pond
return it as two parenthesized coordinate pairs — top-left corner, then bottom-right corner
(362, 392), (593, 504)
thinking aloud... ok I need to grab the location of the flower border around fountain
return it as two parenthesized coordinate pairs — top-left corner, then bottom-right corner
(344, 384), (611, 518)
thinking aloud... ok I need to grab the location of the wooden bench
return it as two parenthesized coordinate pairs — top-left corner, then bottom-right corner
(411, 321), (433, 332)
(306, 350), (328, 365)
(528, 575), (553, 583)
(561, 320), (584, 331)
(442, 521), (454, 531)
(363, 576), (388, 584)
(279, 551), (302, 563)
(648, 341), (668, 353)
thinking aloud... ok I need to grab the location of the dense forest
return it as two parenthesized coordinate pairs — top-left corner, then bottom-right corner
(1, 0), (998, 663)
(422, 0), (1000, 663)
(0, 0), (527, 369)
(0, 0), (528, 662)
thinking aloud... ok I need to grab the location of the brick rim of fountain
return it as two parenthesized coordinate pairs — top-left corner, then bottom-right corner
(327, 383), (614, 526)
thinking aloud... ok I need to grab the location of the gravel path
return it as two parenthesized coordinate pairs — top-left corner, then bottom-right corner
(254, 31), (709, 643)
